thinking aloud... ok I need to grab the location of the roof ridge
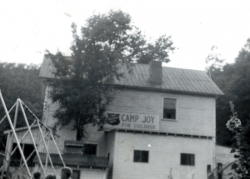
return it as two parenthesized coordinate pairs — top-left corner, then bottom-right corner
(132, 63), (206, 72)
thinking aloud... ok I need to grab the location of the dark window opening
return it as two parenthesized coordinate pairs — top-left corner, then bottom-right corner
(217, 163), (223, 179)
(207, 165), (211, 173)
(83, 144), (97, 156)
(181, 153), (195, 166)
(163, 98), (176, 119)
(107, 153), (110, 161)
(72, 170), (80, 179)
(65, 146), (82, 154)
(64, 140), (83, 154)
(10, 143), (35, 167)
(133, 150), (149, 163)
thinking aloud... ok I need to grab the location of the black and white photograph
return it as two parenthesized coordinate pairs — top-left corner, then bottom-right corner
(0, 0), (250, 178)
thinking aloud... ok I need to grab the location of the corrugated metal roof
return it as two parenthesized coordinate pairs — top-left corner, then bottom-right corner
(34, 153), (108, 168)
(39, 56), (224, 96)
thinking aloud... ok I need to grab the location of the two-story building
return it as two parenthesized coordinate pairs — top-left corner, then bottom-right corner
(36, 56), (224, 179)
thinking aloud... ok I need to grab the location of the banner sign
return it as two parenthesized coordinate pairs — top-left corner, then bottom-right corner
(105, 112), (159, 131)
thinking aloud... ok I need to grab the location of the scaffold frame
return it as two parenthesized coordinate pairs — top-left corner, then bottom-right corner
(0, 90), (66, 179)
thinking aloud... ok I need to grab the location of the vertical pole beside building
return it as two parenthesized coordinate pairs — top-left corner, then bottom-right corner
(213, 99), (216, 171)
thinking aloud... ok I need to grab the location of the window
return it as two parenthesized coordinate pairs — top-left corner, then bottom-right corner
(83, 144), (97, 156)
(64, 141), (83, 154)
(163, 98), (176, 119)
(207, 165), (211, 173)
(72, 170), (80, 179)
(180, 153), (195, 166)
(65, 146), (82, 154)
(217, 163), (223, 179)
(133, 150), (149, 163)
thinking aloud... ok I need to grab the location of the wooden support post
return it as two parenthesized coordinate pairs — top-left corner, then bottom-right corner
(19, 100), (46, 177)
(0, 91), (32, 178)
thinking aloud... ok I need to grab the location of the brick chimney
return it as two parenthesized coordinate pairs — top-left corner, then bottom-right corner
(149, 61), (162, 84)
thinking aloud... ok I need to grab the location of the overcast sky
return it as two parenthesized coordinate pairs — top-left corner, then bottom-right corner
(1, 0), (250, 70)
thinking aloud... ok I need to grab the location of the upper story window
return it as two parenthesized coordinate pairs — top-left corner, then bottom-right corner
(180, 153), (195, 166)
(64, 141), (83, 154)
(64, 141), (97, 156)
(83, 144), (97, 156)
(133, 150), (149, 163)
(163, 98), (176, 119)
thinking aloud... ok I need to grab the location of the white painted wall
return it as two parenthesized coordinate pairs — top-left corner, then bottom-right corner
(215, 145), (236, 179)
(112, 132), (214, 179)
(41, 86), (106, 155)
(41, 86), (217, 179)
(107, 89), (216, 136)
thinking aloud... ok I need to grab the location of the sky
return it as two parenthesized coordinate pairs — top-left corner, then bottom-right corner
(1, 0), (250, 71)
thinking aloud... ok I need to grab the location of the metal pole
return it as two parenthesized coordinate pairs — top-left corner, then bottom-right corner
(0, 152), (5, 157)
(5, 100), (19, 172)
(0, 91), (32, 178)
(49, 131), (66, 167)
(37, 120), (56, 176)
(19, 100), (46, 177)
(20, 144), (25, 167)
(12, 132), (50, 179)
(0, 103), (16, 126)
(19, 99), (51, 132)
(10, 120), (36, 156)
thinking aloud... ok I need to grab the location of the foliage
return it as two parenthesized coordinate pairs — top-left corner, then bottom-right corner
(0, 63), (42, 150)
(47, 10), (175, 140)
(206, 39), (250, 146)
(226, 102), (250, 178)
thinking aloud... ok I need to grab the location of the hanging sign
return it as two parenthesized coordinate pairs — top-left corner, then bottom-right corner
(105, 112), (159, 131)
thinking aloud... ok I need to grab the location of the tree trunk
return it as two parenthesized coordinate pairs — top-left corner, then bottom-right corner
(76, 124), (83, 141)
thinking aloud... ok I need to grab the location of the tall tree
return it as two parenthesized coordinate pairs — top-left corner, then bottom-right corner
(47, 10), (175, 141)
(0, 63), (42, 150)
(207, 39), (250, 146)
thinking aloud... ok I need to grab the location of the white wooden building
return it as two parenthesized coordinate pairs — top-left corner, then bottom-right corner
(5, 57), (226, 179)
